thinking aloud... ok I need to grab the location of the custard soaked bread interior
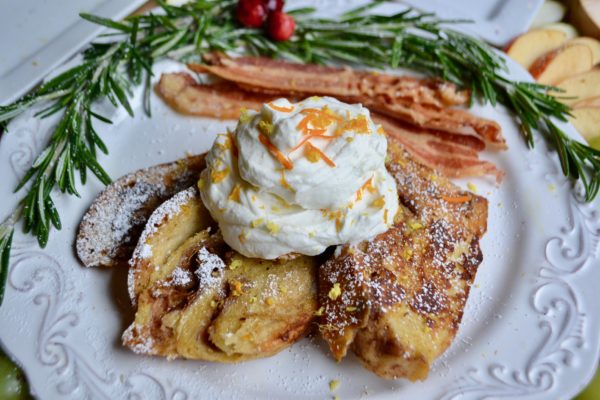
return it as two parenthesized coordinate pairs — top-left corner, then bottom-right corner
(124, 188), (318, 361)
(79, 134), (487, 378)
(319, 138), (488, 381)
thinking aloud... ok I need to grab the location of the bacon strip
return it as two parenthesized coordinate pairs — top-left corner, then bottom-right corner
(372, 113), (503, 182)
(349, 96), (505, 151)
(190, 53), (469, 108)
(156, 72), (503, 182)
(188, 53), (505, 150)
(155, 72), (274, 120)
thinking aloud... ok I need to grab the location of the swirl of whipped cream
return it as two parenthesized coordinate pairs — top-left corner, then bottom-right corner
(199, 97), (399, 259)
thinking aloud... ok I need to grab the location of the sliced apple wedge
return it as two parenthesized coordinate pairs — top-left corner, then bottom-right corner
(589, 136), (600, 150)
(539, 22), (579, 40)
(573, 96), (600, 108)
(505, 29), (567, 69)
(552, 68), (600, 105)
(569, 107), (600, 141)
(529, 44), (593, 84)
(531, 0), (567, 28)
(569, 37), (600, 65)
(571, 95), (600, 143)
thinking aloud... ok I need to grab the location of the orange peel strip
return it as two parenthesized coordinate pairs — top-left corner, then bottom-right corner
(268, 102), (295, 112)
(441, 194), (471, 203)
(290, 134), (335, 153)
(305, 142), (336, 167)
(259, 133), (293, 170)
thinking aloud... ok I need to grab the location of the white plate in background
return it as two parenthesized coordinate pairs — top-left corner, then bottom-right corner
(0, 0), (146, 104)
(400, 0), (544, 46)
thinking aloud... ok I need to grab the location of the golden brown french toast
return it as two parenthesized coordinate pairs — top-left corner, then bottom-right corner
(76, 155), (206, 268)
(79, 130), (487, 376)
(124, 188), (318, 361)
(318, 137), (488, 381)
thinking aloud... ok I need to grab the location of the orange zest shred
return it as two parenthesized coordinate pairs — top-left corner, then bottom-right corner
(229, 183), (242, 203)
(296, 107), (342, 134)
(371, 196), (385, 208)
(257, 119), (274, 136)
(210, 167), (230, 183)
(280, 169), (292, 190)
(258, 133), (293, 170)
(304, 142), (336, 167)
(335, 115), (371, 136)
(441, 194), (472, 203)
(335, 218), (343, 232)
(355, 177), (374, 201)
(268, 102), (295, 113)
(289, 134), (335, 153)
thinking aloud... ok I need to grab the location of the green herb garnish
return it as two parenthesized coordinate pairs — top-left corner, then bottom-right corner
(0, 0), (598, 306)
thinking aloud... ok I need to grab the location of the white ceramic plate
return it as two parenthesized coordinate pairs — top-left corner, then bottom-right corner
(1, 1), (599, 399)
(399, 0), (544, 46)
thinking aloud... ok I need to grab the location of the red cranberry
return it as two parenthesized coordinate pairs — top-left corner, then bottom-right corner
(237, 0), (268, 28)
(267, 11), (296, 41)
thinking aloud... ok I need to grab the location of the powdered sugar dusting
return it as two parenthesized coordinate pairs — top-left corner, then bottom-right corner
(137, 243), (153, 260)
(76, 155), (205, 268)
(122, 323), (155, 355)
(130, 187), (198, 263)
(195, 247), (225, 287)
(170, 266), (193, 286)
(127, 187), (199, 304)
(77, 181), (162, 267)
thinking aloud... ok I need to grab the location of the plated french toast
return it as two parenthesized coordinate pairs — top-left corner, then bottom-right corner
(77, 133), (487, 380)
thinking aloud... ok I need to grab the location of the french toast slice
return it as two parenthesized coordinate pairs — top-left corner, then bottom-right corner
(319, 137), (488, 381)
(127, 186), (214, 303)
(124, 188), (318, 361)
(76, 155), (206, 268)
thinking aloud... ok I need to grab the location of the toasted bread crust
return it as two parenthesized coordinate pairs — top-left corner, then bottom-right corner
(80, 134), (488, 377)
(124, 190), (318, 361)
(76, 155), (206, 268)
(319, 137), (488, 381)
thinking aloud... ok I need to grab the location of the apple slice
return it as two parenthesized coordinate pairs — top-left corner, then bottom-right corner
(569, 107), (600, 141)
(573, 96), (600, 108)
(531, 0), (567, 28)
(589, 135), (600, 150)
(539, 22), (579, 39)
(529, 44), (593, 84)
(568, 37), (600, 65)
(505, 29), (567, 69)
(552, 68), (600, 105)
(570, 96), (600, 144)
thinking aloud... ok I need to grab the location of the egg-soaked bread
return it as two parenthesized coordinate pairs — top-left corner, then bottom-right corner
(123, 188), (318, 361)
(318, 137), (488, 381)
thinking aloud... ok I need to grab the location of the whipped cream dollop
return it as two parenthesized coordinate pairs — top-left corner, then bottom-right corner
(199, 97), (399, 259)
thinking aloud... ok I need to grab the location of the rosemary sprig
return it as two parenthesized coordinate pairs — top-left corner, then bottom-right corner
(0, 209), (18, 305)
(0, 0), (598, 306)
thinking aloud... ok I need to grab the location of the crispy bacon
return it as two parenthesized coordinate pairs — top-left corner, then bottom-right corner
(372, 113), (503, 182)
(155, 72), (274, 120)
(188, 53), (505, 150)
(350, 96), (506, 151)
(156, 72), (503, 181)
(190, 53), (469, 108)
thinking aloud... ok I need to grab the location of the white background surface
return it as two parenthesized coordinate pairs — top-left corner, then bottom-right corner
(0, 0), (146, 104)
